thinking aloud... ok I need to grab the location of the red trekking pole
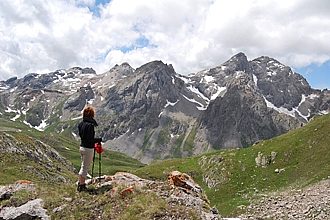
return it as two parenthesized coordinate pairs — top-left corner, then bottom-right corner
(94, 142), (104, 180)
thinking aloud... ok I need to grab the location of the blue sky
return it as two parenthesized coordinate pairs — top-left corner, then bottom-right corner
(0, 0), (329, 89)
(95, 0), (110, 5)
(297, 61), (330, 90)
(87, 0), (111, 16)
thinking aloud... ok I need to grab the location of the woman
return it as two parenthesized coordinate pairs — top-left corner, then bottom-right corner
(77, 106), (102, 192)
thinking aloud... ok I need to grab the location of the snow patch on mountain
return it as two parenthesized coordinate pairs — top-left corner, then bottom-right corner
(297, 94), (316, 121)
(308, 94), (319, 99)
(299, 94), (306, 106)
(253, 74), (258, 87)
(187, 85), (209, 102)
(87, 98), (94, 105)
(290, 68), (297, 75)
(9, 87), (17, 93)
(197, 105), (208, 111)
(0, 85), (9, 91)
(23, 120), (32, 128)
(71, 116), (82, 121)
(182, 94), (206, 110)
(204, 75), (215, 83)
(295, 108), (310, 121)
(176, 75), (191, 84)
(263, 94), (312, 121)
(52, 70), (83, 92)
(320, 110), (329, 115)
(171, 76), (175, 84)
(164, 100), (179, 108)
(5, 107), (18, 113)
(267, 70), (277, 76)
(35, 120), (48, 131)
(159, 100), (180, 117)
(10, 112), (21, 121)
(293, 94), (310, 121)
(211, 86), (227, 101)
(263, 96), (296, 118)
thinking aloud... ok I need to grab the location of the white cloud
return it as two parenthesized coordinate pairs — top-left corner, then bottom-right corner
(0, 0), (330, 81)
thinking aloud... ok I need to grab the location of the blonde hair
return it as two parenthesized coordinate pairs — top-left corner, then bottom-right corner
(83, 106), (95, 118)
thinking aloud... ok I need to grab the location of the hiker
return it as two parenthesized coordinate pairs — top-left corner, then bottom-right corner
(77, 106), (102, 192)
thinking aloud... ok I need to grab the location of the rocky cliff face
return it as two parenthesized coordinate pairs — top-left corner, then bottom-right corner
(0, 53), (329, 162)
(198, 53), (310, 148)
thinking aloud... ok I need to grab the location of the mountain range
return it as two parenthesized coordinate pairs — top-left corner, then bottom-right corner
(0, 52), (329, 163)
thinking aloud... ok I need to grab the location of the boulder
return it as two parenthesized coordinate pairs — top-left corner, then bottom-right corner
(255, 151), (277, 167)
(0, 199), (50, 220)
(168, 170), (202, 193)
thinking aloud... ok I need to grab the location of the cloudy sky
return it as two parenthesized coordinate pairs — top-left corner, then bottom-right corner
(0, 0), (329, 88)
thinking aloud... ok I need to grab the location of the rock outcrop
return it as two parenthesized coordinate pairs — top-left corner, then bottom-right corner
(0, 198), (50, 220)
(0, 181), (50, 220)
(255, 151), (277, 167)
(88, 171), (221, 220)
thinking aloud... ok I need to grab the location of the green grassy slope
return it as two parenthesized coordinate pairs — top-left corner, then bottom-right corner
(0, 118), (145, 184)
(132, 114), (330, 216)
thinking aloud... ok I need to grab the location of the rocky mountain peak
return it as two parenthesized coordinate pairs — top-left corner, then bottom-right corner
(249, 56), (313, 110)
(251, 56), (290, 77)
(120, 62), (133, 68)
(134, 60), (177, 90)
(67, 67), (96, 75)
(223, 52), (249, 72)
(109, 62), (135, 75)
(5, 76), (17, 84)
(253, 55), (276, 62)
(135, 60), (174, 75)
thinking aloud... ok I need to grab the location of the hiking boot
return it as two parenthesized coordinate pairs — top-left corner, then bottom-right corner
(77, 184), (88, 192)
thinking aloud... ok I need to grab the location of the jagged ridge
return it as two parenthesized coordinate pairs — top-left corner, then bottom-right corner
(0, 53), (329, 163)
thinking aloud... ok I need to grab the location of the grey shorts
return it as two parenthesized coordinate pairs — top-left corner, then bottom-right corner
(78, 147), (94, 178)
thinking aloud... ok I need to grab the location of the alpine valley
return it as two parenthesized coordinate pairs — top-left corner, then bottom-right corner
(0, 52), (329, 163)
(0, 52), (330, 219)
